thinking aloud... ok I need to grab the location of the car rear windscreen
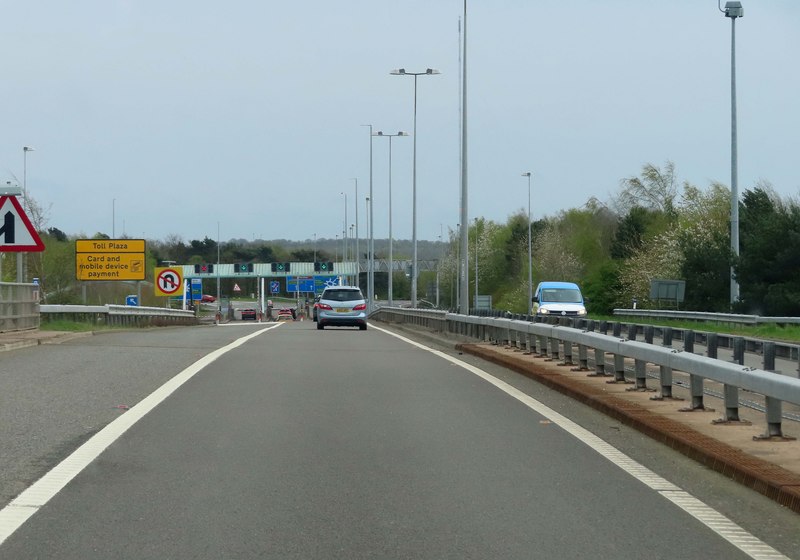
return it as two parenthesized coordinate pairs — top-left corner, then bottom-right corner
(323, 289), (364, 302)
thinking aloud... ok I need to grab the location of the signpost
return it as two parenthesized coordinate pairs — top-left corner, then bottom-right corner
(287, 276), (315, 293)
(0, 195), (46, 252)
(75, 239), (146, 281)
(155, 267), (183, 297)
(190, 278), (202, 301)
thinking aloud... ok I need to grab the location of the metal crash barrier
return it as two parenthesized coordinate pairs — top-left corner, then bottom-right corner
(372, 307), (800, 441)
(0, 282), (40, 332)
(40, 304), (198, 327)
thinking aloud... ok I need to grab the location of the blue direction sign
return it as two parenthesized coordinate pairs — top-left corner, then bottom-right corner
(125, 295), (139, 306)
(286, 276), (315, 293)
(270, 280), (280, 294)
(190, 278), (202, 301)
(314, 275), (339, 294)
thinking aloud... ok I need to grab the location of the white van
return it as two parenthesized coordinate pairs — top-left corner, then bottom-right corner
(532, 281), (587, 317)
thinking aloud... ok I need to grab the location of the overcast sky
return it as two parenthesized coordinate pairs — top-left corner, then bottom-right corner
(2, 1), (798, 244)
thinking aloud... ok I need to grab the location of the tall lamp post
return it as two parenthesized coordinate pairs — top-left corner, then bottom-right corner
(364, 196), (371, 291)
(720, 0), (743, 306)
(473, 217), (478, 311)
(360, 125), (375, 310)
(23, 146), (34, 200)
(390, 68), (440, 307)
(19, 146), (35, 282)
(522, 172), (533, 316)
(351, 178), (359, 287)
(340, 191), (348, 263)
(216, 222), (221, 316)
(372, 130), (409, 307)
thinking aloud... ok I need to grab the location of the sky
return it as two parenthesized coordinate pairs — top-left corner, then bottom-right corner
(2, 1), (798, 245)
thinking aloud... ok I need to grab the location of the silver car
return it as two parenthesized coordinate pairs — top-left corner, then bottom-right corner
(316, 286), (367, 330)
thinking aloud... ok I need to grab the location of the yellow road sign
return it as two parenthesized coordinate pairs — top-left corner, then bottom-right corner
(75, 239), (145, 253)
(76, 253), (146, 281)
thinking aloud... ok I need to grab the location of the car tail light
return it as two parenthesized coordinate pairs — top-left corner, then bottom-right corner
(318, 303), (333, 310)
(353, 303), (367, 311)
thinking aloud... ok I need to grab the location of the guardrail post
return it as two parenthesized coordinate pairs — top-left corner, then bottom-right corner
(548, 336), (560, 362)
(627, 359), (651, 391)
(561, 338), (574, 366)
(644, 325), (654, 345)
(599, 321), (608, 335)
(627, 323), (637, 341)
(612, 322), (622, 338)
(733, 337), (745, 365)
(536, 334), (548, 357)
(589, 347), (611, 377)
(679, 331), (710, 412)
(706, 333), (718, 359)
(524, 330), (533, 355)
(753, 397), (795, 441)
(574, 343), (589, 371)
(763, 342), (777, 372)
(511, 326), (521, 351)
(652, 327), (675, 400)
(586, 320), (595, 332)
(706, 332), (744, 422)
(609, 353), (628, 383)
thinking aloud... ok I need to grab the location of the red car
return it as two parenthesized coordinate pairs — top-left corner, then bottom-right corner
(241, 308), (257, 320)
(201, 294), (216, 303)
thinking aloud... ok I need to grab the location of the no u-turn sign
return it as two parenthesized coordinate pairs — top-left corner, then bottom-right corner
(155, 267), (184, 297)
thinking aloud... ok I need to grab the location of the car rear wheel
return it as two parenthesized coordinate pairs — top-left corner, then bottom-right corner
(317, 323), (324, 330)
(359, 324), (367, 331)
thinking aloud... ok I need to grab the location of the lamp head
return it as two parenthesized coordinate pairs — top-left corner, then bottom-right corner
(724, 1), (743, 18)
(426, 68), (441, 75)
(522, 172), (531, 177)
(398, 131), (409, 136)
(23, 146), (35, 152)
(390, 68), (406, 75)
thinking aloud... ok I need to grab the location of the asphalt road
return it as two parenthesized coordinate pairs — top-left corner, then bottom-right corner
(0, 322), (797, 559)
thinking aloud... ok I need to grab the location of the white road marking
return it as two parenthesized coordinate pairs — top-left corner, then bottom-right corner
(372, 325), (791, 560)
(0, 324), (280, 547)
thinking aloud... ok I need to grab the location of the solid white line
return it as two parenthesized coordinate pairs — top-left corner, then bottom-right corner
(371, 324), (791, 560)
(0, 324), (280, 546)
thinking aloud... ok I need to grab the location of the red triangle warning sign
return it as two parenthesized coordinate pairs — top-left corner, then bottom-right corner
(0, 196), (46, 252)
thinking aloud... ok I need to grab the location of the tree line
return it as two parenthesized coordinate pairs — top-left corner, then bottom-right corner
(4, 160), (798, 315)
(433, 161), (799, 316)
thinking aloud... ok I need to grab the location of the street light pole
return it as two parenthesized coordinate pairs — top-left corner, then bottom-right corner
(474, 217), (478, 311)
(341, 191), (348, 278)
(720, 0), (743, 306)
(361, 125), (374, 310)
(216, 221), (221, 315)
(522, 172), (533, 316)
(459, 0), (470, 316)
(19, 146), (35, 283)
(373, 131), (409, 307)
(391, 68), (440, 308)
(351, 178), (359, 288)
(365, 195), (371, 291)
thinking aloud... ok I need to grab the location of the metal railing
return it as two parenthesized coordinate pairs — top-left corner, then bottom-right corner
(372, 307), (800, 440)
(613, 308), (800, 326)
(40, 304), (198, 327)
(0, 282), (40, 332)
